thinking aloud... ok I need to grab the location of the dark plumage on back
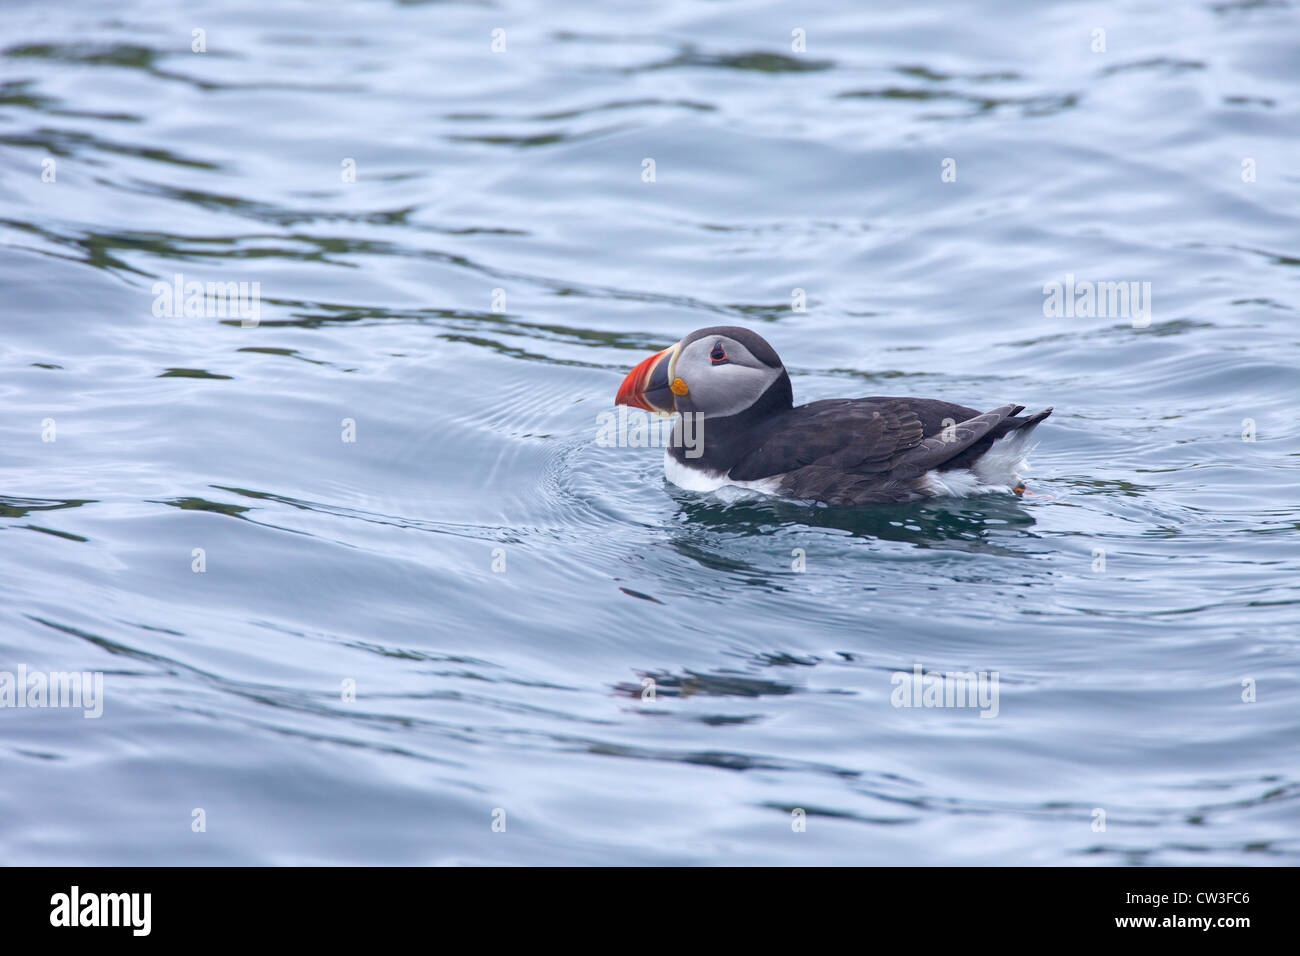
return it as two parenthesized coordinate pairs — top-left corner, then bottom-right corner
(695, 395), (1049, 504)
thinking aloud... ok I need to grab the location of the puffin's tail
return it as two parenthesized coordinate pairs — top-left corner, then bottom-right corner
(971, 406), (1052, 488)
(890, 403), (1023, 479)
(1002, 406), (1053, 435)
(922, 405), (1053, 477)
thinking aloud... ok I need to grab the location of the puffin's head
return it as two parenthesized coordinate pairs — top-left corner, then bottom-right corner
(615, 326), (790, 419)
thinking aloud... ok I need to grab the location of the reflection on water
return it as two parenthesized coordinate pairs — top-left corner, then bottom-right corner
(673, 491), (1042, 547)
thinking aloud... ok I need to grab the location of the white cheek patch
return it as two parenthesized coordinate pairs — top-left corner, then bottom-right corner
(685, 363), (772, 418)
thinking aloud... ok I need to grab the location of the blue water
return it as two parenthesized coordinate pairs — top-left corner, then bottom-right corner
(1, 0), (1297, 865)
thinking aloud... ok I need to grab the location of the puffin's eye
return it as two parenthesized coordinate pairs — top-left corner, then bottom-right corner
(710, 343), (727, 364)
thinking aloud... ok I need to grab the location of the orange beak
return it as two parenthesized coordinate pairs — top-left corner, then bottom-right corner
(615, 344), (678, 415)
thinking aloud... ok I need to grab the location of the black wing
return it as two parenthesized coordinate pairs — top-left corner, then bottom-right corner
(728, 398), (927, 481)
(728, 398), (1027, 504)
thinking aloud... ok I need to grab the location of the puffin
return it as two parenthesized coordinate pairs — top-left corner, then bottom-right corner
(614, 326), (1052, 506)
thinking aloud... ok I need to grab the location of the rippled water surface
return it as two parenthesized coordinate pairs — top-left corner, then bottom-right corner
(2, 0), (1298, 865)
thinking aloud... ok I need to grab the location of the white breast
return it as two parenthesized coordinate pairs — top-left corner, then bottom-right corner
(663, 451), (783, 496)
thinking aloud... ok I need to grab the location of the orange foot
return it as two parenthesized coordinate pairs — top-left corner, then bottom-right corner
(1013, 485), (1056, 501)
